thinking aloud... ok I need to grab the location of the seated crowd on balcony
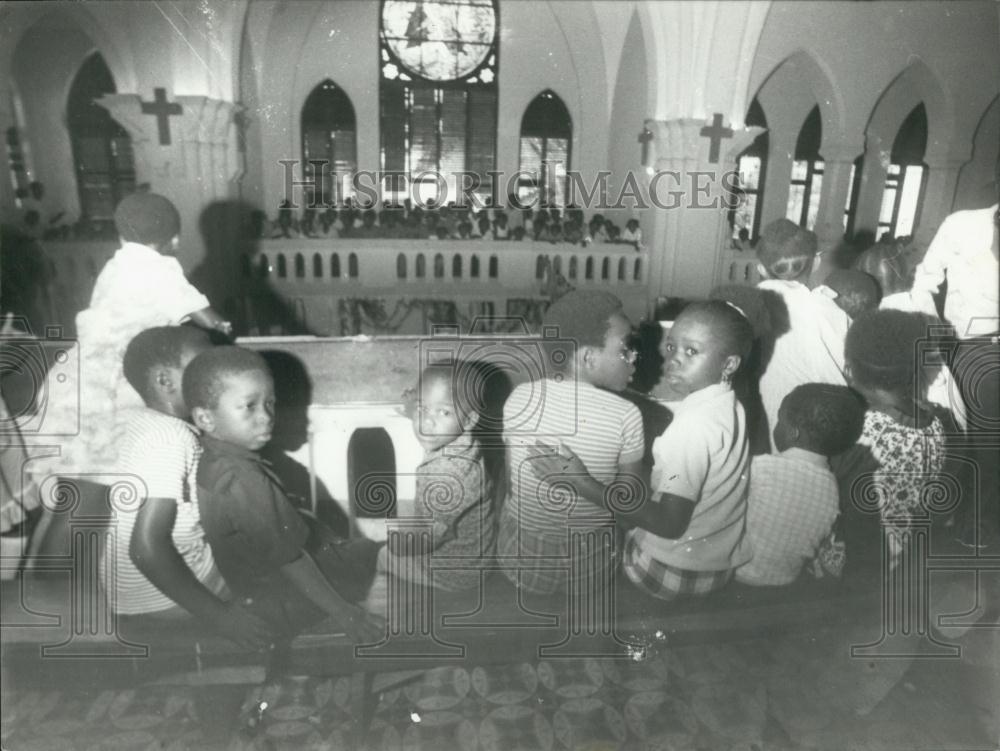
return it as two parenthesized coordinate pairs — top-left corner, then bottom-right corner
(257, 199), (645, 250)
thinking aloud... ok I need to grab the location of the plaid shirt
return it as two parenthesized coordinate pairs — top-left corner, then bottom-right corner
(735, 448), (839, 586)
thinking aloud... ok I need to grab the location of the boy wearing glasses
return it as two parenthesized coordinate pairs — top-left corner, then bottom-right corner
(755, 219), (851, 451)
(498, 290), (646, 595)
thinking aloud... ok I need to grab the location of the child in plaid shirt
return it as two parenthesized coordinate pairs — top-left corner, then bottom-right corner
(736, 384), (865, 586)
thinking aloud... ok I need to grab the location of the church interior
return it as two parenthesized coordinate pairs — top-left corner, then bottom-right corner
(1, 1), (999, 749)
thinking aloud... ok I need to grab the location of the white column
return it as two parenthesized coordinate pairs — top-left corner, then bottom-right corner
(851, 135), (890, 238)
(96, 94), (243, 274)
(813, 150), (861, 254)
(643, 118), (764, 304)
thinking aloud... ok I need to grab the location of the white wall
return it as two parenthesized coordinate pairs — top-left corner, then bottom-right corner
(954, 96), (999, 211)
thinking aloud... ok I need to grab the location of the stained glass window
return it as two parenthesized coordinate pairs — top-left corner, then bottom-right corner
(380, 0), (498, 205)
(518, 91), (571, 208)
(68, 53), (136, 224)
(382, 0), (496, 82)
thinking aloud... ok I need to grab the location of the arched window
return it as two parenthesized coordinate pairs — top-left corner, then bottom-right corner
(878, 104), (927, 240)
(434, 253), (445, 278)
(348, 252), (359, 278)
(452, 254), (463, 278)
(397, 253), (407, 279)
(785, 106), (824, 230)
(302, 80), (357, 207)
(731, 98), (767, 241)
(585, 257), (594, 280)
(470, 255), (480, 278)
(488, 254), (498, 278)
(312, 253), (323, 278)
(331, 253), (341, 277)
(277, 254), (287, 278)
(416, 254), (426, 278)
(67, 54), (136, 227)
(380, 0), (499, 205)
(518, 91), (571, 208)
(294, 253), (306, 278)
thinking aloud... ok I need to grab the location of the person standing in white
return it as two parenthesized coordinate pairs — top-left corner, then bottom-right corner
(910, 203), (1000, 339)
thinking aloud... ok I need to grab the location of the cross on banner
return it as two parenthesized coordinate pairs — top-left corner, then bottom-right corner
(140, 88), (182, 146)
(700, 113), (733, 164)
(638, 127), (654, 167)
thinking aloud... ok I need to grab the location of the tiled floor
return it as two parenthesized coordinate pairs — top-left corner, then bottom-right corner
(3, 622), (997, 751)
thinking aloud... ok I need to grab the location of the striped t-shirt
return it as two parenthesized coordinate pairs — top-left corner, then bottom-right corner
(499, 379), (644, 589)
(101, 407), (225, 614)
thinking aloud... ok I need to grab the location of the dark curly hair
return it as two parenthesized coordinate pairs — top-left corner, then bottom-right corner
(182, 346), (270, 410)
(781, 383), (866, 456)
(680, 299), (755, 360)
(122, 326), (211, 403)
(845, 309), (930, 402)
(542, 290), (624, 349)
(823, 269), (881, 319)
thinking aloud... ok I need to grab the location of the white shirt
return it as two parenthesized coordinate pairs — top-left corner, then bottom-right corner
(911, 204), (999, 338)
(629, 383), (751, 571)
(757, 279), (851, 450)
(101, 407), (225, 614)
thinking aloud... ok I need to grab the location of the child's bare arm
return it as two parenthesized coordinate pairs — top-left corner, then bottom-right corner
(280, 553), (382, 641)
(615, 490), (695, 540)
(130, 498), (273, 649)
(526, 443), (650, 517)
(186, 307), (233, 338)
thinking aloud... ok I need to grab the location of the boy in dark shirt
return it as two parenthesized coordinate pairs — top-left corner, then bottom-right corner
(183, 346), (381, 640)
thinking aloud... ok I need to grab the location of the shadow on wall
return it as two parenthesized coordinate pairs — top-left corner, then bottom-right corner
(258, 349), (350, 537)
(191, 200), (309, 336)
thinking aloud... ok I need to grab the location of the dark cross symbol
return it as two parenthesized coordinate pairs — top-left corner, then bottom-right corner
(700, 113), (733, 164)
(140, 88), (182, 146)
(638, 127), (654, 167)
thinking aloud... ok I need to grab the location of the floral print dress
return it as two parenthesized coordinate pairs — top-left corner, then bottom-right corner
(860, 409), (946, 559)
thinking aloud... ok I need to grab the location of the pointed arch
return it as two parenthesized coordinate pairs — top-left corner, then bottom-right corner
(755, 48), (844, 155)
(66, 53), (136, 224)
(866, 60), (954, 165)
(518, 90), (572, 208)
(301, 79), (357, 206)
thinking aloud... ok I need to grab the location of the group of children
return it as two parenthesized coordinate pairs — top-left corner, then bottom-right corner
(264, 201), (644, 249)
(60, 192), (958, 647)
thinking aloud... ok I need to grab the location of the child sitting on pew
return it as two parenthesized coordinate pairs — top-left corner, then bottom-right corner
(101, 326), (273, 649)
(184, 346), (382, 640)
(843, 310), (947, 567)
(736, 383), (865, 587)
(501, 290), (645, 595)
(366, 364), (495, 609)
(618, 301), (753, 599)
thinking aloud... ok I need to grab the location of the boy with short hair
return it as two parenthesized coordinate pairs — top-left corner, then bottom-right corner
(499, 290), (645, 594)
(755, 219), (851, 450)
(184, 346), (381, 640)
(102, 326), (272, 648)
(736, 383), (865, 586)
